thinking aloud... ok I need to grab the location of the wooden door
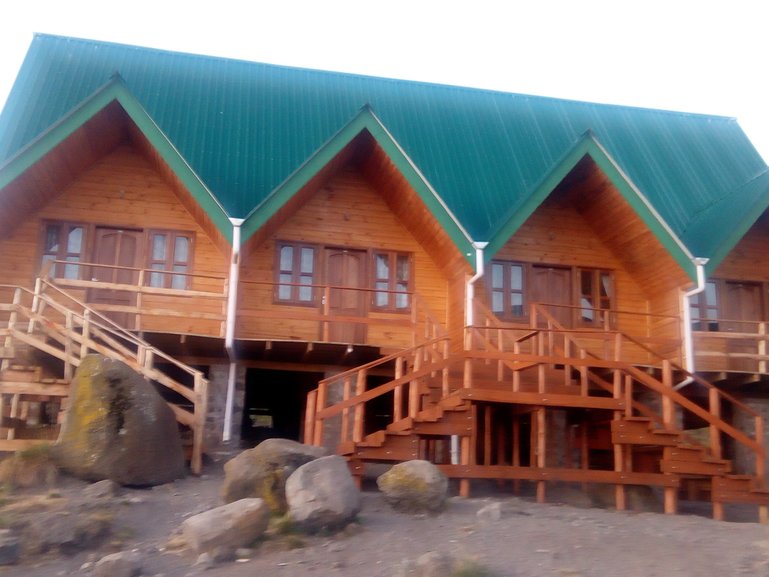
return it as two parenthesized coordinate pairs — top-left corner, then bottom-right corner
(324, 248), (367, 343)
(530, 265), (572, 327)
(721, 281), (763, 372)
(89, 227), (142, 329)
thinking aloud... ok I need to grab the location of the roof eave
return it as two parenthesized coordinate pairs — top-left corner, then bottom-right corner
(240, 106), (477, 265)
(486, 132), (698, 281)
(0, 76), (233, 243)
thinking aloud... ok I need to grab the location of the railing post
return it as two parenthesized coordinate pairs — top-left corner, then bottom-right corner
(394, 357), (404, 422)
(322, 286), (331, 341)
(759, 322), (767, 374)
(341, 376), (352, 444)
(442, 338), (450, 397)
(304, 389), (318, 444)
(755, 416), (765, 485)
(661, 359), (674, 430)
(27, 277), (44, 334)
(708, 387), (722, 459)
(80, 310), (92, 359)
(64, 311), (74, 380)
(354, 370), (366, 442)
(191, 371), (207, 475)
(313, 381), (327, 446)
(409, 350), (422, 418)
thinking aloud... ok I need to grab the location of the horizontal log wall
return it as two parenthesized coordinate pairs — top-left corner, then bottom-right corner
(0, 144), (228, 336)
(239, 166), (449, 348)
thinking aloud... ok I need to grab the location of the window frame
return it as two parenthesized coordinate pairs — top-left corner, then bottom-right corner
(145, 230), (195, 290)
(488, 260), (526, 320)
(274, 241), (318, 306)
(371, 251), (413, 313)
(576, 267), (614, 328)
(40, 220), (89, 280)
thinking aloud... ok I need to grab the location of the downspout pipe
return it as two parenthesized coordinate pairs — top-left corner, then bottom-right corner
(465, 241), (489, 329)
(452, 241), (489, 465)
(223, 218), (245, 442)
(674, 257), (709, 391)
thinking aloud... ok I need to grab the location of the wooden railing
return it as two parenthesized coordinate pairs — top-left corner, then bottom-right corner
(693, 317), (769, 374)
(238, 279), (446, 348)
(0, 279), (209, 473)
(304, 336), (452, 450)
(46, 259), (227, 336)
(528, 304), (765, 484)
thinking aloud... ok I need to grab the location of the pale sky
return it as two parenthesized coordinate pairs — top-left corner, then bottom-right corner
(1, 0), (768, 163)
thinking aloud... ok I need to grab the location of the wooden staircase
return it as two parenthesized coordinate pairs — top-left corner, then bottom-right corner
(0, 278), (209, 473)
(305, 303), (769, 522)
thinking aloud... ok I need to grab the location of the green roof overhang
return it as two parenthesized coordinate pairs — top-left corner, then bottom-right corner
(240, 106), (477, 265)
(0, 76), (233, 243)
(486, 132), (698, 282)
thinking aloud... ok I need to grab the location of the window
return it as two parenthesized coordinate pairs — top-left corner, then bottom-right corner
(372, 252), (411, 311)
(578, 268), (613, 326)
(490, 261), (525, 319)
(147, 231), (193, 289)
(276, 242), (316, 304)
(690, 281), (719, 331)
(42, 222), (86, 279)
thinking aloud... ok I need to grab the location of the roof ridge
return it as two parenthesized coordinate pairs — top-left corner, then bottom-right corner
(31, 33), (737, 123)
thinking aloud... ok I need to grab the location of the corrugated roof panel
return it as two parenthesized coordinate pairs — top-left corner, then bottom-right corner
(0, 34), (766, 253)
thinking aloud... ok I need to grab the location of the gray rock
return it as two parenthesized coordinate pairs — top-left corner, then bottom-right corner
(476, 501), (503, 522)
(53, 355), (186, 486)
(286, 455), (361, 533)
(376, 460), (448, 513)
(83, 479), (121, 499)
(94, 550), (142, 577)
(0, 530), (20, 565)
(181, 498), (269, 560)
(397, 551), (456, 577)
(23, 509), (112, 555)
(221, 438), (327, 513)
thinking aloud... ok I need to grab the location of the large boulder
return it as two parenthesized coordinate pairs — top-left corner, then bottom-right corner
(286, 455), (361, 533)
(53, 355), (185, 486)
(377, 460), (448, 513)
(221, 438), (328, 513)
(181, 498), (269, 560)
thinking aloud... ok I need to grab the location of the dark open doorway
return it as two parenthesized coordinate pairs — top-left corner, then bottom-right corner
(240, 369), (322, 447)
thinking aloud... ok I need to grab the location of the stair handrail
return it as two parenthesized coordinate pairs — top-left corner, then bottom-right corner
(305, 335), (453, 448)
(532, 303), (765, 480)
(0, 280), (208, 474)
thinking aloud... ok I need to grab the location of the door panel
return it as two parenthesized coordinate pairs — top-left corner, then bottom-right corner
(721, 281), (763, 371)
(89, 228), (142, 329)
(530, 266), (572, 327)
(325, 248), (367, 343)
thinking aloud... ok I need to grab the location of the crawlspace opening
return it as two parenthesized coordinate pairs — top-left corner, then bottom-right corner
(240, 368), (322, 448)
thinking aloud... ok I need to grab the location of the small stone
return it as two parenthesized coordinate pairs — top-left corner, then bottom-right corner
(94, 550), (142, 577)
(0, 530), (20, 565)
(476, 501), (503, 522)
(83, 479), (120, 499)
(195, 552), (215, 568)
(235, 547), (254, 558)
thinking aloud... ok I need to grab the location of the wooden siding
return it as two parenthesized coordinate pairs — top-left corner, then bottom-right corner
(0, 144), (228, 336)
(239, 165), (450, 348)
(714, 211), (769, 282)
(480, 175), (684, 363)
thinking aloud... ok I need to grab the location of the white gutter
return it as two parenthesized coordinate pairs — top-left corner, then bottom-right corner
(223, 218), (245, 442)
(674, 257), (709, 391)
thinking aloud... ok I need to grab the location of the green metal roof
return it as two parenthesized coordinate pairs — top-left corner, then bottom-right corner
(1, 34), (767, 266)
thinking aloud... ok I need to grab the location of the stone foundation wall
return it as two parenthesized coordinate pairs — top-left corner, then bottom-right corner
(732, 396), (769, 480)
(205, 363), (246, 450)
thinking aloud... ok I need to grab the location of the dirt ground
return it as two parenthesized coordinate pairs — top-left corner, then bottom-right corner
(2, 451), (769, 577)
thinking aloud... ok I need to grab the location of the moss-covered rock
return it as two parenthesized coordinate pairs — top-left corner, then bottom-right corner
(220, 438), (327, 514)
(53, 355), (185, 486)
(377, 460), (448, 513)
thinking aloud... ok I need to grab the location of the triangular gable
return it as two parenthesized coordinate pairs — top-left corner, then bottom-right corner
(682, 169), (769, 274)
(240, 106), (477, 267)
(0, 75), (233, 244)
(486, 131), (698, 281)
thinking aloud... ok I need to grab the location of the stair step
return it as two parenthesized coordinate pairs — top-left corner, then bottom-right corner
(354, 434), (419, 461)
(713, 476), (769, 504)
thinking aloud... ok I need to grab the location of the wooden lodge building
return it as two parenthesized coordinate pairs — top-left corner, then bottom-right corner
(3, 34), (769, 520)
